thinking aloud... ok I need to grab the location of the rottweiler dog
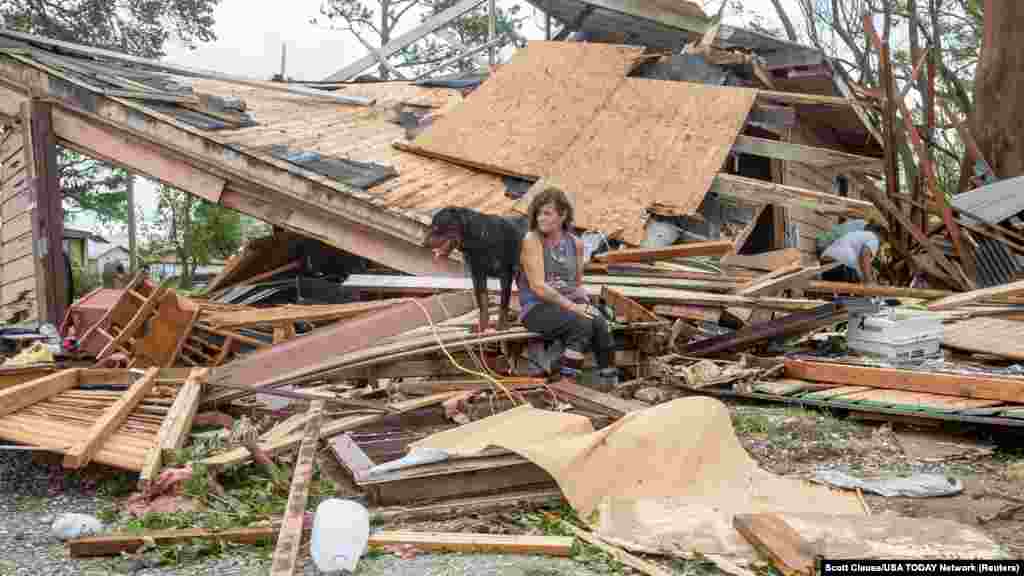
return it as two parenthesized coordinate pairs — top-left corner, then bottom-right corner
(425, 207), (528, 333)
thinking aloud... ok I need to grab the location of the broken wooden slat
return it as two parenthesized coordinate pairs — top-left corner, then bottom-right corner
(733, 514), (816, 576)
(602, 286), (660, 323)
(786, 359), (1024, 403)
(203, 299), (407, 329)
(394, 378), (545, 396)
(799, 385), (874, 400)
(167, 307), (201, 367)
(548, 380), (648, 418)
(0, 369), (79, 419)
(682, 303), (846, 356)
(942, 317), (1024, 361)
(96, 285), (167, 360)
(652, 304), (722, 323)
(562, 522), (674, 576)
(595, 240), (735, 263)
(837, 388), (1003, 412)
(0, 365), (58, 392)
(200, 393), (460, 469)
(928, 279), (1024, 311)
(804, 281), (952, 300)
(752, 379), (835, 396)
(270, 399), (324, 576)
(68, 527), (571, 558)
(64, 367), (159, 469)
(140, 368), (206, 485)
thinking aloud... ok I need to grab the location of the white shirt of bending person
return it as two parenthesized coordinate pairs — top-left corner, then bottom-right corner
(822, 230), (880, 279)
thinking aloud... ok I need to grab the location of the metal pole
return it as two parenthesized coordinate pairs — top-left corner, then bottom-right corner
(488, 0), (496, 65)
(545, 3), (551, 40)
(127, 174), (137, 273)
(280, 42), (287, 80)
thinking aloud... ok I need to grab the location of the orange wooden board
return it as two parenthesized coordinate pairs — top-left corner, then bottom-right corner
(522, 78), (757, 244)
(836, 388), (1004, 412)
(942, 317), (1024, 361)
(407, 41), (645, 179)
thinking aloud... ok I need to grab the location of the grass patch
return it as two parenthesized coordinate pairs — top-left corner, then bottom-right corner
(517, 504), (629, 575)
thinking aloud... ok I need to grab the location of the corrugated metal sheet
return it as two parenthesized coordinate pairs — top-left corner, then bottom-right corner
(951, 175), (1024, 224)
(974, 236), (1024, 288)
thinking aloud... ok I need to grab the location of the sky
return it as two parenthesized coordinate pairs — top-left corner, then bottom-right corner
(69, 0), (788, 243)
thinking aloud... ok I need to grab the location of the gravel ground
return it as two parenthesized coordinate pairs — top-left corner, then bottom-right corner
(0, 451), (615, 576)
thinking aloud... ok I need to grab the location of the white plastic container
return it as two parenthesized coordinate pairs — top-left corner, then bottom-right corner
(847, 308), (944, 361)
(310, 499), (370, 574)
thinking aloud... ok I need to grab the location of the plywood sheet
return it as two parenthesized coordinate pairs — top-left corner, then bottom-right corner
(838, 388), (1004, 412)
(523, 79), (756, 244)
(942, 317), (1024, 361)
(407, 41), (645, 179)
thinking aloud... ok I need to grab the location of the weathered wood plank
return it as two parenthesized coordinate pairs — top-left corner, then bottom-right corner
(721, 248), (802, 272)
(548, 380), (648, 418)
(139, 367), (206, 484)
(786, 360), (1024, 403)
(928, 279), (1024, 311)
(733, 135), (882, 170)
(942, 317), (1024, 361)
(270, 399), (324, 576)
(733, 514), (816, 576)
(63, 367), (159, 469)
(595, 241), (735, 263)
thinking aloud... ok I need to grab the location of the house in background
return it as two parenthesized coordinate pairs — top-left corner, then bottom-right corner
(149, 251), (226, 283)
(91, 245), (131, 277)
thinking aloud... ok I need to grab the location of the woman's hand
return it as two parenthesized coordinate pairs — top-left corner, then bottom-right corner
(571, 302), (595, 319)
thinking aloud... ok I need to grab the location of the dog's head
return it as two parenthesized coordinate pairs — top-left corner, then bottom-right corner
(425, 207), (470, 261)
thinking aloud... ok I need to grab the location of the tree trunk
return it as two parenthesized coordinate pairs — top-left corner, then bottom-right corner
(769, 0), (798, 41)
(180, 194), (194, 290)
(379, 0), (392, 80)
(972, 0), (1024, 180)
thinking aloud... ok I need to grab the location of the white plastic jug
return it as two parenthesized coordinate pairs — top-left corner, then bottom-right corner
(310, 499), (370, 573)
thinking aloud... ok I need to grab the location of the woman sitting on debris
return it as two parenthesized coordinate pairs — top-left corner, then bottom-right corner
(518, 186), (617, 386)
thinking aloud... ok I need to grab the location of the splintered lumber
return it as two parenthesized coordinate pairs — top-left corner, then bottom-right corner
(942, 318), (1024, 361)
(653, 304), (722, 323)
(710, 174), (882, 221)
(561, 522), (674, 576)
(595, 241), (734, 263)
(804, 281), (952, 300)
(721, 248), (802, 272)
(602, 286), (659, 323)
(202, 300), (408, 328)
(928, 279), (1024, 311)
(738, 264), (838, 297)
(0, 369), (80, 418)
(270, 400), (324, 576)
(200, 393), (460, 469)
(208, 291), (476, 401)
(784, 359), (1024, 403)
(140, 368), (207, 485)
(69, 528), (573, 558)
(548, 380), (648, 418)
(733, 514), (817, 576)
(683, 303), (846, 356)
(63, 368), (160, 469)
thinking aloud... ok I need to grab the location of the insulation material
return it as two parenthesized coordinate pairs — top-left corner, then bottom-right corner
(412, 397), (862, 564)
(520, 79), (757, 244)
(406, 41), (647, 179)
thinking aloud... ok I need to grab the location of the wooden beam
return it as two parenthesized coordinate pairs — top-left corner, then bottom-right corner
(323, 0), (487, 81)
(594, 240), (734, 263)
(0, 368), (79, 418)
(270, 399), (324, 576)
(351, 33), (408, 80)
(927, 278), (1024, 311)
(53, 106), (226, 203)
(371, 489), (563, 523)
(711, 174), (882, 221)
(26, 100), (65, 324)
(548, 380), (648, 418)
(601, 286), (659, 323)
(804, 281), (952, 300)
(367, 531), (573, 556)
(63, 367), (159, 469)
(784, 359), (1024, 403)
(652, 304), (722, 323)
(68, 527), (572, 558)
(140, 368), (206, 486)
(733, 514), (816, 576)
(208, 291), (476, 402)
(756, 89), (874, 108)
(732, 135), (882, 169)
